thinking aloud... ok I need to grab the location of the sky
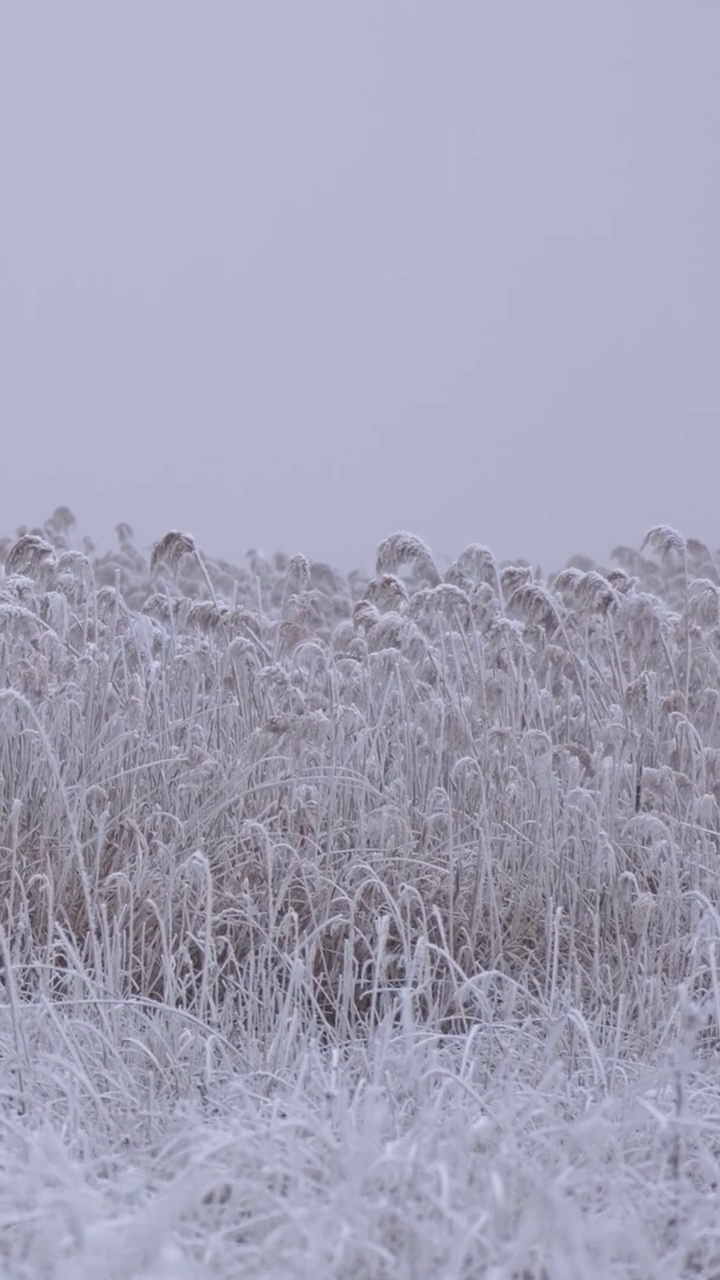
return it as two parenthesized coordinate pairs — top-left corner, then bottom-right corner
(1, 3), (719, 578)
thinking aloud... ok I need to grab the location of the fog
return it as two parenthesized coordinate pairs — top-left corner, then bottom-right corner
(1, 3), (719, 576)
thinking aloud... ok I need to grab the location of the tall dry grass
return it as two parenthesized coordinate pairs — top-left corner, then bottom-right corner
(2, 509), (720, 1276)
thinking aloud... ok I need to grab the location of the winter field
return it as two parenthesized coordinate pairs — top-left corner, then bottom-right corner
(2, 509), (720, 1278)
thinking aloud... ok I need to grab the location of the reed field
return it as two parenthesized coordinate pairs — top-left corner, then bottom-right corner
(2, 507), (720, 1278)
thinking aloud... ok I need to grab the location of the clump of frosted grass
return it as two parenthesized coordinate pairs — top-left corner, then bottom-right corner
(2, 511), (720, 1275)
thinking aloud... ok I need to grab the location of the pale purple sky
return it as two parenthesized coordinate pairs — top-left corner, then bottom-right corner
(1, 4), (719, 576)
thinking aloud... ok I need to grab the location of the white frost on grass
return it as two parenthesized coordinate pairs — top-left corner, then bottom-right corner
(2, 515), (720, 1275)
(1, 999), (719, 1277)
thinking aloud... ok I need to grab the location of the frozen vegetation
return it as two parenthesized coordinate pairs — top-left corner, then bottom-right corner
(2, 508), (720, 1277)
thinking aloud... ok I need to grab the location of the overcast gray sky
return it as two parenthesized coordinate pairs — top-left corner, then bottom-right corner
(1, 4), (719, 576)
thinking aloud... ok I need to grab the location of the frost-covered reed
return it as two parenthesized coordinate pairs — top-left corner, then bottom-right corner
(1, 510), (720, 1277)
